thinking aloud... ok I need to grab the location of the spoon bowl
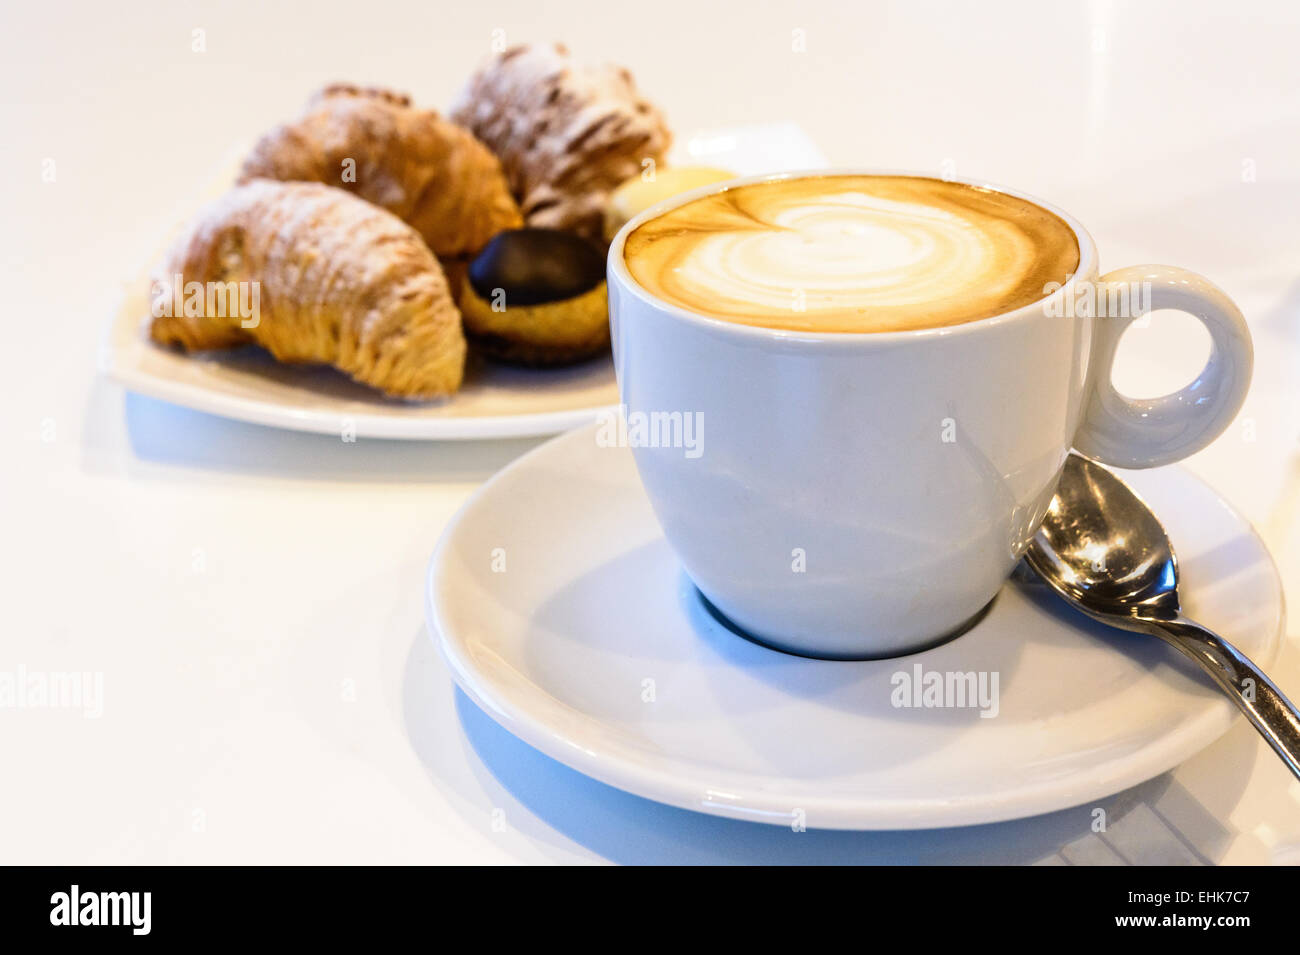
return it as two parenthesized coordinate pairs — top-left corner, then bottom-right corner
(1026, 452), (1300, 780)
(1029, 454), (1180, 625)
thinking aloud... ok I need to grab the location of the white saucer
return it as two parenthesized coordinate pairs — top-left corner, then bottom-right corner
(105, 124), (826, 440)
(426, 425), (1285, 830)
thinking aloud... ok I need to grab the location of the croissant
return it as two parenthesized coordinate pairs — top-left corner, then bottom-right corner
(149, 179), (466, 399)
(451, 44), (672, 241)
(239, 85), (522, 258)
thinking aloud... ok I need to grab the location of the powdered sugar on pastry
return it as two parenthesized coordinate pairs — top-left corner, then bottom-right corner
(150, 180), (467, 398)
(451, 43), (671, 241)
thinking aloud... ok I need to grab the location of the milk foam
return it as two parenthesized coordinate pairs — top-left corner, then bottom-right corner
(622, 176), (1080, 332)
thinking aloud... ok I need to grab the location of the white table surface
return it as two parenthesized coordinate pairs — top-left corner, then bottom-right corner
(3, 0), (1299, 864)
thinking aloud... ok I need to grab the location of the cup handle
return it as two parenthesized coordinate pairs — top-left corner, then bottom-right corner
(1072, 264), (1253, 469)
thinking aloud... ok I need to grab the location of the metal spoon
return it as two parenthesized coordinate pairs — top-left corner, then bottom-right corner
(1025, 452), (1300, 780)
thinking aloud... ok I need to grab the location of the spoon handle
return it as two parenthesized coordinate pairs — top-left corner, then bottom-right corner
(1147, 616), (1300, 780)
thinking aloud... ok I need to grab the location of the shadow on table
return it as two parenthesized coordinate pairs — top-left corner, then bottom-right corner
(404, 555), (1256, 866)
(405, 546), (1254, 863)
(447, 686), (1247, 865)
(89, 382), (545, 483)
(403, 597), (1248, 873)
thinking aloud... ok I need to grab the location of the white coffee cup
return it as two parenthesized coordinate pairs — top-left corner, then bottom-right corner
(607, 170), (1253, 659)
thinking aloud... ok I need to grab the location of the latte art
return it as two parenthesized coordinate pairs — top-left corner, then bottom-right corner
(622, 175), (1080, 332)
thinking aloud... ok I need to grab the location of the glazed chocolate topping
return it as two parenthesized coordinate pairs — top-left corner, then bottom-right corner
(468, 228), (605, 305)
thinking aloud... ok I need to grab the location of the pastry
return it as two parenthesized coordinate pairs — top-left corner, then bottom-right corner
(451, 43), (672, 242)
(239, 85), (522, 258)
(149, 179), (466, 399)
(457, 228), (608, 364)
(603, 166), (736, 243)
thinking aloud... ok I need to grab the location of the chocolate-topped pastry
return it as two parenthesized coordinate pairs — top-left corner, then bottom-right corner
(468, 229), (604, 305)
(459, 228), (610, 365)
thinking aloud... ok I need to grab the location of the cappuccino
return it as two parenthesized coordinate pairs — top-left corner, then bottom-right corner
(622, 175), (1080, 332)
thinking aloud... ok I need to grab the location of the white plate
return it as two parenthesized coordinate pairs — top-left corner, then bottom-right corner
(426, 424), (1286, 829)
(103, 124), (827, 440)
